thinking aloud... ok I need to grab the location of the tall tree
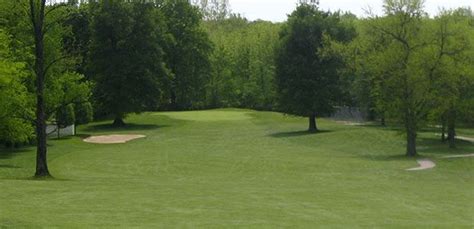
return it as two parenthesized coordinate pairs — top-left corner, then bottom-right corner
(368, 0), (427, 156)
(1, 0), (90, 175)
(29, 0), (50, 177)
(162, 0), (212, 110)
(27, 0), (77, 176)
(426, 8), (474, 148)
(276, 4), (354, 132)
(89, 0), (171, 126)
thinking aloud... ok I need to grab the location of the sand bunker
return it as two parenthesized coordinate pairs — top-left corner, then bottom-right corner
(406, 159), (436, 171)
(83, 134), (146, 144)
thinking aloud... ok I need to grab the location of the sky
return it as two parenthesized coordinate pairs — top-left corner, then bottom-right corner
(229, 0), (474, 22)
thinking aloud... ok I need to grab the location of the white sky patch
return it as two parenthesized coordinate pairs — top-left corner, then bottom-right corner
(229, 0), (474, 22)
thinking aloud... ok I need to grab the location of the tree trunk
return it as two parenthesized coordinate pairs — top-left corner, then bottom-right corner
(447, 109), (456, 149)
(34, 65), (50, 177)
(113, 117), (125, 127)
(405, 111), (417, 157)
(406, 129), (417, 157)
(308, 114), (318, 132)
(381, 117), (386, 127)
(32, 0), (50, 178)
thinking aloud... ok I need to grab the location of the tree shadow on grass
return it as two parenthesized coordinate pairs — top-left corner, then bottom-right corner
(270, 130), (332, 138)
(0, 149), (28, 172)
(0, 147), (32, 160)
(359, 154), (414, 162)
(416, 137), (473, 155)
(48, 136), (76, 142)
(0, 177), (73, 182)
(357, 123), (403, 132)
(0, 164), (21, 169)
(83, 123), (167, 133)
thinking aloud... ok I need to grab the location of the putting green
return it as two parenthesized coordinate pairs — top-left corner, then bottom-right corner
(0, 109), (473, 227)
(159, 109), (252, 121)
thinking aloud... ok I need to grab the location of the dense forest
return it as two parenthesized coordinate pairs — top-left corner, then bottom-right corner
(0, 0), (473, 176)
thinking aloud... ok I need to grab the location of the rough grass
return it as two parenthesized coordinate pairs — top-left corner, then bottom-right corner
(0, 109), (473, 228)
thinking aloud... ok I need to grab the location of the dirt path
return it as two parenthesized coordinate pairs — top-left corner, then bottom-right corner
(335, 121), (365, 126)
(406, 158), (436, 171)
(437, 135), (474, 159)
(441, 153), (474, 159)
(456, 136), (474, 143)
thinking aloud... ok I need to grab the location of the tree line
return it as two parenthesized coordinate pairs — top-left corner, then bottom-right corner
(0, 0), (472, 177)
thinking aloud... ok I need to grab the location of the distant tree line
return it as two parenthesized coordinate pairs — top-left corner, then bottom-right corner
(0, 0), (472, 177)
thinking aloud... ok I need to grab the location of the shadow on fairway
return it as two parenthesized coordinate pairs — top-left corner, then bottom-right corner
(416, 137), (473, 155)
(0, 164), (21, 169)
(0, 177), (73, 182)
(270, 130), (332, 138)
(83, 123), (166, 132)
(49, 136), (75, 142)
(0, 149), (27, 173)
(0, 148), (31, 160)
(359, 154), (413, 162)
(419, 137), (472, 146)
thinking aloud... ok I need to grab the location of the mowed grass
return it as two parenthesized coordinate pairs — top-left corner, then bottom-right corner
(0, 109), (473, 228)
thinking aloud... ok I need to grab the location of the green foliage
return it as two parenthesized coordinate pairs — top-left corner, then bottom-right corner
(88, 0), (171, 122)
(348, 1), (474, 152)
(162, 0), (212, 110)
(56, 104), (76, 128)
(75, 102), (93, 125)
(357, 0), (429, 155)
(205, 16), (280, 109)
(425, 9), (474, 127)
(0, 1), (34, 65)
(1, 0), (93, 141)
(347, 18), (393, 122)
(63, 3), (92, 75)
(0, 29), (34, 144)
(276, 5), (355, 117)
(45, 72), (92, 120)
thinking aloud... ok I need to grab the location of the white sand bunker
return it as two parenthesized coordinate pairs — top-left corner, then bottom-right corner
(83, 134), (146, 144)
(406, 159), (436, 171)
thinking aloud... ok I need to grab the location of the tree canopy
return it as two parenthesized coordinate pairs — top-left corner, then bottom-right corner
(88, 0), (171, 126)
(276, 5), (355, 132)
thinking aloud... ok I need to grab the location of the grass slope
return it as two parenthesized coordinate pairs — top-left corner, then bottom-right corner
(0, 109), (473, 227)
